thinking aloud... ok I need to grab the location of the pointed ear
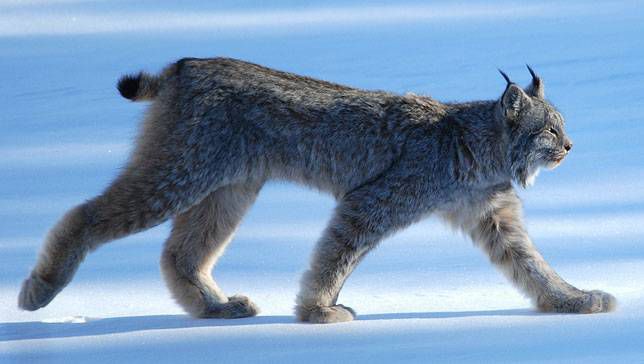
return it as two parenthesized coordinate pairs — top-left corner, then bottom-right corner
(525, 64), (544, 99)
(501, 84), (531, 121)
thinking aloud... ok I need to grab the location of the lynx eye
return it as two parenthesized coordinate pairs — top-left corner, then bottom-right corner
(547, 127), (558, 137)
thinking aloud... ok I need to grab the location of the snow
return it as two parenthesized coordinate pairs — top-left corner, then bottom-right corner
(1, 0), (644, 362)
(0, 2), (599, 36)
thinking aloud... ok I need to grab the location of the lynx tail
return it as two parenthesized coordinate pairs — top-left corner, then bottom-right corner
(117, 72), (160, 101)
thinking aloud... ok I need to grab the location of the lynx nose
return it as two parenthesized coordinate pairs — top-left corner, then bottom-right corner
(564, 141), (573, 152)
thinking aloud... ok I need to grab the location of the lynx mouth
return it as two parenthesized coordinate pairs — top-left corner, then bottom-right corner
(546, 157), (564, 170)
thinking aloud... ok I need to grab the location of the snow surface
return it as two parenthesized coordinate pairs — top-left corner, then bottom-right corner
(1, 1), (644, 362)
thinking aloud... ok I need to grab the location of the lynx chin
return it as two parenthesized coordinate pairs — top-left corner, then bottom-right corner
(19, 58), (615, 322)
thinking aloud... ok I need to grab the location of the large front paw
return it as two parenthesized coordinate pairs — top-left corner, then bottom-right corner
(199, 295), (260, 319)
(538, 290), (616, 314)
(296, 304), (356, 324)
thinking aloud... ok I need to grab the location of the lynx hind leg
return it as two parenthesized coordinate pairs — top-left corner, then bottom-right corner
(18, 203), (94, 311)
(18, 173), (175, 311)
(19, 95), (250, 312)
(161, 182), (263, 318)
(19, 140), (230, 311)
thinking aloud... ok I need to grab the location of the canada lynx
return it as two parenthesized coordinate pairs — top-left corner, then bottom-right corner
(19, 58), (615, 322)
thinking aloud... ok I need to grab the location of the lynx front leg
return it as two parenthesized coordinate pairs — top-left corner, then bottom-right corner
(295, 217), (372, 324)
(161, 182), (262, 318)
(469, 190), (616, 313)
(296, 175), (425, 323)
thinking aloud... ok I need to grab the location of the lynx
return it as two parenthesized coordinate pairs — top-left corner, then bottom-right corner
(19, 58), (615, 323)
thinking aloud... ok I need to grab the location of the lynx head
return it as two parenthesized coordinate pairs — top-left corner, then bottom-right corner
(497, 66), (573, 187)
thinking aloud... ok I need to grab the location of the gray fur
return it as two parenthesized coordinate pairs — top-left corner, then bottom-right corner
(18, 58), (615, 321)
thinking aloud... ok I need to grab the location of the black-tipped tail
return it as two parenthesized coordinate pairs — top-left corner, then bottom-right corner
(117, 72), (160, 101)
(117, 74), (141, 100)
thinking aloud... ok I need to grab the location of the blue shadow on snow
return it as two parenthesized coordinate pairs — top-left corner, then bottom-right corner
(1, 308), (543, 342)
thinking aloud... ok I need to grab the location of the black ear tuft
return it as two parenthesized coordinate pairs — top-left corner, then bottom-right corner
(117, 73), (141, 100)
(526, 64), (538, 80)
(498, 69), (512, 86)
(525, 64), (545, 99)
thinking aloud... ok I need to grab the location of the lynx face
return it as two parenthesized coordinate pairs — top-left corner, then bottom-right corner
(499, 69), (573, 187)
(527, 99), (572, 170)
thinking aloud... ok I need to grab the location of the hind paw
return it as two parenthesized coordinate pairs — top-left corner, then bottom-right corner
(18, 273), (60, 311)
(200, 295), (260, 319)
